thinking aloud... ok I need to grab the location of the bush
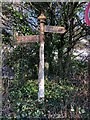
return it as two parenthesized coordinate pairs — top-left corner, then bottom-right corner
(2, 78), (89, 119)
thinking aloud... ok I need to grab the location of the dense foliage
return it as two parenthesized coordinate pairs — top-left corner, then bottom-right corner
(3, 78), (88, 119)
(2, 2), (90, 119)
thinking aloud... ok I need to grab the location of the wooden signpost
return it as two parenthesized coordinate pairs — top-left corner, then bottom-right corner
(16, 13), (66, 101)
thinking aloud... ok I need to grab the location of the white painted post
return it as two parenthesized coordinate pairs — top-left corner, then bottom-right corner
(38, 13), (46, 101)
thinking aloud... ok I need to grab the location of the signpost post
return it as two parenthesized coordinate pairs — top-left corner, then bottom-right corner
(38, 13), (46, 100)
(16, 12), (66, 101)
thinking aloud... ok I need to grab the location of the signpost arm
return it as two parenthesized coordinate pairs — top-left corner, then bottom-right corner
(38, 13), (46, 101)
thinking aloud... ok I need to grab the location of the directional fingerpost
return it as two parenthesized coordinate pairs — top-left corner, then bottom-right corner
(16, 12), (66, 101)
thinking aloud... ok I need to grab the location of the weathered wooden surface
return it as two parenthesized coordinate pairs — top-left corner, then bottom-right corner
(38, 13), (46, 100)
(44, 25), (66, 34)
(17, 35), (39, 43)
